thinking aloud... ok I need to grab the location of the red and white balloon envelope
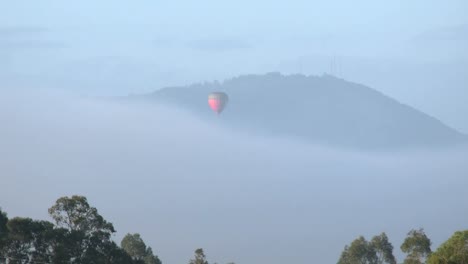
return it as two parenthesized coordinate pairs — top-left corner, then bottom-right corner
(208, 92), (229, 114)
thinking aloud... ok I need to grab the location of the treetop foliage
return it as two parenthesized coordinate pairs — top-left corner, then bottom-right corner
(0, 196), (160, 264)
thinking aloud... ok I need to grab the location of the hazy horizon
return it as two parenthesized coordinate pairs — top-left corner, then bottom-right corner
(1, 0), (468, 132)
(1, 1), (467, 263)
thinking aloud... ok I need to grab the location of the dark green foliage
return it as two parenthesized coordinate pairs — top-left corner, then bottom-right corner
(1, 217), (55, 263)
(0, 208), (8, 248)
(144, 247), (162, 264)
(121, 233), (162, 264)
(122, 233), (147, 260)
(48, 195), (115, 234)
(189, 248), (209, 264)
(371, 233), (397, 264)
(0, 196), (161, 264)
(427, 230), (468, 264)
(47, 195), (117, 263)
(338, 236), (378, 264)
(338, 233), (397, 264)
(401, 229), (432, 264)
(105, 241), (139, 264)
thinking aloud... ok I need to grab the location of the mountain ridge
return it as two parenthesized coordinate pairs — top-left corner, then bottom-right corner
(130, 72), (466, 150)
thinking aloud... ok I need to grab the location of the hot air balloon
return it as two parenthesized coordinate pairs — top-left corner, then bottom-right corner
(208, 92), (229, 114)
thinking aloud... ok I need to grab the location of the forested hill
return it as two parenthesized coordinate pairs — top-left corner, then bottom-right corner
(136, 72), (466, 149)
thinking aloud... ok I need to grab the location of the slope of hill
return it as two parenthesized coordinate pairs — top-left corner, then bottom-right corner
(136, 72), (466, 149)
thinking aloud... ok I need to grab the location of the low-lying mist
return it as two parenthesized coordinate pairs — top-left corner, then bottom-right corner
(1, 90), (467, 264)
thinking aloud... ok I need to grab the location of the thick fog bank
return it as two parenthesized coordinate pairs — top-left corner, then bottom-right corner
(1, 92), (467, 264)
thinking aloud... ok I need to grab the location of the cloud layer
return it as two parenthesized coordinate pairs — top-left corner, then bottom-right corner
(1, 91), (467, 263)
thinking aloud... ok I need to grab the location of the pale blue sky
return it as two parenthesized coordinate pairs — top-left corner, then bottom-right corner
(1, 0), (467, 131)
(2, 1), (467, 30)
